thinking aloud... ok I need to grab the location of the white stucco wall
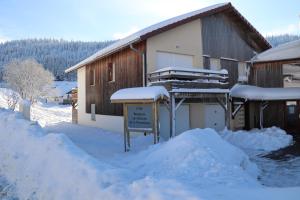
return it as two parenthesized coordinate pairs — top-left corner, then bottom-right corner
(77, 67), (124, 133)
(146, 19), (203, 73)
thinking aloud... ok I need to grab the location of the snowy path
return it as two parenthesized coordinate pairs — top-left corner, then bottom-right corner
(249, 151), (300, 187)
(0, 175), (18, 200)
(44, 122), (154, 161)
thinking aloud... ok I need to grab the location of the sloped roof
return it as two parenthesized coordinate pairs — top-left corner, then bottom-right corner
(252, 39), (300, 63)
(66, 2), (270, 73)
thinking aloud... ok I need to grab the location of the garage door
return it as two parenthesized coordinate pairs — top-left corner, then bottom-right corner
(156, 51), (193, 69)
(204, 104), (225, 131)
(159, 104), (190, 140)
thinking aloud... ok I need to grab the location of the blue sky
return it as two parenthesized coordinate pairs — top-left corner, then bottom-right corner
(0, 0), (299, 42)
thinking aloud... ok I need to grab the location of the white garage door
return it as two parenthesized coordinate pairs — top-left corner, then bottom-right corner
(204, 104), (225, 131)
(156, 51), (193, 69)
(159, 104), (190, 140)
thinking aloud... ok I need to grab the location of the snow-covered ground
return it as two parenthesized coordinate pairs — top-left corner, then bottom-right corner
(0, 87), (300, 199)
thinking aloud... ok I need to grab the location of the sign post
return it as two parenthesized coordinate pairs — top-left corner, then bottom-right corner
(123, 102), (159, 152)
(110, 86), (169, 152)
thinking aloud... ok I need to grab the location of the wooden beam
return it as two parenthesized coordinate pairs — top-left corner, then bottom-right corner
(169, 94), (176, 138)
(175, 98), (186, 111)
(123, 104), (130, 152)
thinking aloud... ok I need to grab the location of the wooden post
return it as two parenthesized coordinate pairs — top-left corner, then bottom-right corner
(152, 102), (157, 144)
(123, 104), (130, 152)
(225, 93), (231, 129)
(169, 94), (176, 138)
(156, 101), (160, 143)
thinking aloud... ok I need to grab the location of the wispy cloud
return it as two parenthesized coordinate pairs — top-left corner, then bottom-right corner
(113, 26), (140, 39)
(264, 21), (300, 36)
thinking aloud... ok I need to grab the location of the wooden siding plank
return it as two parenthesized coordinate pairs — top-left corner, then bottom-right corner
(86, 41), (146, 116)
(201, 13), (256, 61)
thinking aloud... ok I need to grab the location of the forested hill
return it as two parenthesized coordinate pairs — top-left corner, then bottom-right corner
(266, 34), (300, 47)
(0, 34), (299, 81)
(0, 39), (114, 80)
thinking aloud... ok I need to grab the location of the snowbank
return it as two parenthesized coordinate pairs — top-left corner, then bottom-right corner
(1, 108), (299, 199)
(128, 128), (260, 187)
(0, 109), (262, 199)
(220, 127), (293, 151)
(0, 110), (126, 200)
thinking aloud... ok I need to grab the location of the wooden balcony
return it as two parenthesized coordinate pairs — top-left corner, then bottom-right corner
(147, 67), (229, 90)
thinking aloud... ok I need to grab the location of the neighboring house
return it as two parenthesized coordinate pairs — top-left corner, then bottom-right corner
(46, 81), (77, 104)
(65, 3), (270, 134)
(241, 39), (300, 133)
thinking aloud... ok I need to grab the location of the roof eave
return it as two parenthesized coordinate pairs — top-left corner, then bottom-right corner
(65, 38), (142, 73)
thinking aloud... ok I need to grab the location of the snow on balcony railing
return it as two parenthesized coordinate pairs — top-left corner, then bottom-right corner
(148, 67), (229, 86)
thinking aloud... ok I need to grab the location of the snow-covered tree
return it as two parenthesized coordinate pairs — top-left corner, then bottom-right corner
(3, 89), (21, 111)
(3, 59), (54, 103)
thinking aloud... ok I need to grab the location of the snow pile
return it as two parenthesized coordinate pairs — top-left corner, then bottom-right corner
(31, 102), (71, 127)
(220, 127), (293, 151)
(111, 86), (169, 101)
(0, 88), (72, 127)
(129, 128), (260, 187)
(0, 109), (262, 199)
(0, 110), (126, 200)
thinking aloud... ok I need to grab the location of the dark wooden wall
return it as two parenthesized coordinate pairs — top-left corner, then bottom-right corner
(250, 62), (283, 87)
(201, 13), (256, 61)
(85, 41), (145, 116)
(201, 13), (257, 87)
(245, 101), (286, 130)
(246, 59), (300, 130)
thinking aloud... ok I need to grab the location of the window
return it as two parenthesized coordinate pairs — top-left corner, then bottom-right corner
(89, 68), (95, 86)
(203, 55), (210, 69)
(108, 62), (115, 82)
(210, 58), (221, 70)
(238, 62), (248, 82)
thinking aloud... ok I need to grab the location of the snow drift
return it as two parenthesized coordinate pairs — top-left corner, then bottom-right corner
(128, 128), (260, 187)
(220, 127), (293, 151)
(0, 109), (264, 199)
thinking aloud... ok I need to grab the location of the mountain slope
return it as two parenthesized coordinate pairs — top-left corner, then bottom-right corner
(0, 39), (114, 80)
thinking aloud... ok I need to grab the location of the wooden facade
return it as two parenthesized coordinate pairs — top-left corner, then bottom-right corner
(250, 62), (283, 87)
(85, 41), (145, 116)
(76, 4), (270, 119)
(201, 13), (258, 87)
(245, 58), (300, 131)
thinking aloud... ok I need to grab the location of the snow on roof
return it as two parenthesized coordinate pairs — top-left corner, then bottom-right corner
(252, 39), (300, 63)
(152, 66), (228, 75)
(171, 88), (229, 94)
(230, 84), (300, 101)
(65, 3), (230, 73)
(110, 86), (169, 102)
